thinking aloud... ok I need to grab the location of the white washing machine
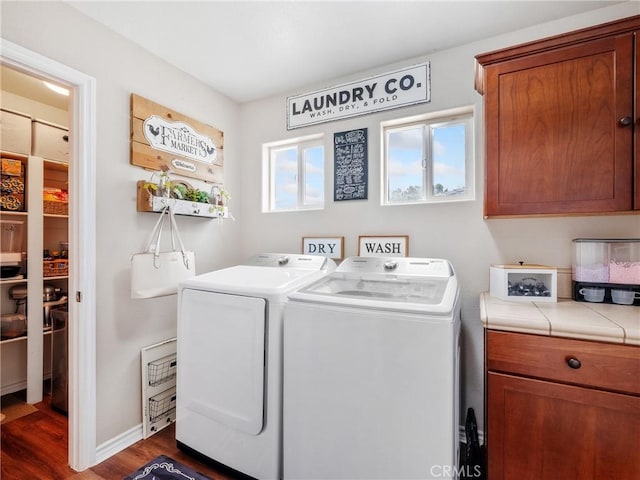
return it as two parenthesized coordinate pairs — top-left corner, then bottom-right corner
(176, 253), (336, 480)
(283, 256), (461, 480)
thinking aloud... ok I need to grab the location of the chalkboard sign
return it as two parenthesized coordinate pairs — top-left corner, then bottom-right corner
(334, 128), (368, 201)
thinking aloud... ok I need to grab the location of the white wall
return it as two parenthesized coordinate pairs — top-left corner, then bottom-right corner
(2, 0), (638, 452)
(1, 1), (244, 445)
(238, 1), (640, 433)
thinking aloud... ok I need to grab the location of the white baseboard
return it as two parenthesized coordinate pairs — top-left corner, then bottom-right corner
(0, 373), (52, 397)
(95, 423), (143, 465)
(1, 380), (27, 396)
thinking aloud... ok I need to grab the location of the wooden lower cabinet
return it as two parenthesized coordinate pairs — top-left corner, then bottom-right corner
(488, 372), (640, 480)
(486, 331), (640, 480)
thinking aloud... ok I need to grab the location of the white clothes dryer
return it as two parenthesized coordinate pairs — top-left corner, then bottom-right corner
(283, 256), (461, 480)
(176, 253), (335, 480)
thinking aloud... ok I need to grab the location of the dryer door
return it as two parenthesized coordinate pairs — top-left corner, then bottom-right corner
(178, 289), (266, 435)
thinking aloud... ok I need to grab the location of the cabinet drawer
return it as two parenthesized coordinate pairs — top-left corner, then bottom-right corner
(32, 120), (69, 163)
(1, 109), (31, 155)
(487, 330), (640, 395)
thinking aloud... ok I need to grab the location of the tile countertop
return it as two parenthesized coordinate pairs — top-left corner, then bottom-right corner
(480, 292), (640, 346)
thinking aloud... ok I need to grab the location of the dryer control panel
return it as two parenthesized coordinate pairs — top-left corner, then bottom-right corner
(244, 253), (333, 271)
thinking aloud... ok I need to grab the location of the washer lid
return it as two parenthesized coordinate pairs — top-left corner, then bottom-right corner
(290, 271), (459, 315)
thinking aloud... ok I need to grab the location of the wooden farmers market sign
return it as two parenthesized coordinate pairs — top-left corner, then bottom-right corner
(130, 94), (224, 183)
(287, 62), (430, 129)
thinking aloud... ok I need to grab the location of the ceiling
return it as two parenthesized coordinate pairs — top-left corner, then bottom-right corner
(1, 65), (71, 110)
(65, 0), (624, 103)
(2, 1), (628, 106)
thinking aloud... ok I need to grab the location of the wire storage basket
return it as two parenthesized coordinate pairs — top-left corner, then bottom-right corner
(149, 388), (176, 423)
(148, 354), (177, 387)
(141, 338), (177, 438)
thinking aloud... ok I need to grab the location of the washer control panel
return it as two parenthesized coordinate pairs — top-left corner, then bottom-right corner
(338, 256), (453, 277)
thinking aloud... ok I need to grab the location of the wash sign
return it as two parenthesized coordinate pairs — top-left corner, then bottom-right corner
(287, 63), (431, 129)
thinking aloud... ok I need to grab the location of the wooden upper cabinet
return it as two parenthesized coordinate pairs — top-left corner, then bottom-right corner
(476, 16), (640, 217)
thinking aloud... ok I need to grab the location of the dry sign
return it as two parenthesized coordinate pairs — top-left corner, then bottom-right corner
(130, 94), (224, 183)
(302, 236), (344, 260)
(287, 63), (430, 129)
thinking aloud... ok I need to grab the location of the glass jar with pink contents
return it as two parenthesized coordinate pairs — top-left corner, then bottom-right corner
(572, 239), (610, 283)
(610, 240), (640, 285)
(572, 238), (639, 305)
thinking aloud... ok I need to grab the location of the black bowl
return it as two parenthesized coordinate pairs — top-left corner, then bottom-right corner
(0, 265), (21, 278)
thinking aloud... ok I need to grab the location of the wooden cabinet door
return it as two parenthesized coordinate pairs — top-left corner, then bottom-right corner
(487, 372), (640, 480)
(635, 31), (640, 210)
(484, 33), (634, 216)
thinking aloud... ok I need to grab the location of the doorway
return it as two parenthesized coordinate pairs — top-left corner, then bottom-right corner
(1, 39), (97, 471)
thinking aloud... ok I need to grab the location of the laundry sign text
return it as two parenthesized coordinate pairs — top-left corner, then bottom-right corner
(287, 63), (430, 129)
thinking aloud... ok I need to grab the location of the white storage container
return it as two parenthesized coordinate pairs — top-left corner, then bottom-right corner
(32, 119), (69, 163)
(490, 264), (557, 302)
(0, 109), (31, 155)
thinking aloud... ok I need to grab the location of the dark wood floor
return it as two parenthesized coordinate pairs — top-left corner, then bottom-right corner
(2, 398), (474, 479)
(1, 398), (240, 480)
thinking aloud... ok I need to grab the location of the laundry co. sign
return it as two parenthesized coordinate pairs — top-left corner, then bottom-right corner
(287, 63), (430, 129)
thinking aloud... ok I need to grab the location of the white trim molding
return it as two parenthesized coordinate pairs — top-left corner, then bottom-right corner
(1, 38), (97, 472)
(95, 423), (143, 465)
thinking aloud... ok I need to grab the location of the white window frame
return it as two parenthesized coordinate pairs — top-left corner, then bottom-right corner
(381, 106), (474, 205)
(262, 134), (325, 212)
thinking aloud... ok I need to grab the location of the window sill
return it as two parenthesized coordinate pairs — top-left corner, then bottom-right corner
(264, 207), (325, 214)
(382, 196), (475, 206)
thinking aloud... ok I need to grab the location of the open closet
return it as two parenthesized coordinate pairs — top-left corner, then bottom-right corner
(1, 64), (71, 422)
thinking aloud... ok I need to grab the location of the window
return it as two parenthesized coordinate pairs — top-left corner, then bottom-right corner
(382, 108), (474, 205)
(263, 135), (324, 211)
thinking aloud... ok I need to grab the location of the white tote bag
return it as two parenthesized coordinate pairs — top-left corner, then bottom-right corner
(131, 206), (196, 299)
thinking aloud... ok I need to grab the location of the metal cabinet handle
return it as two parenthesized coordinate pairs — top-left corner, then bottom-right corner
(62, 134), (69, 142)
(618, 116), (633, 127)
(566, 356), (582, 369)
